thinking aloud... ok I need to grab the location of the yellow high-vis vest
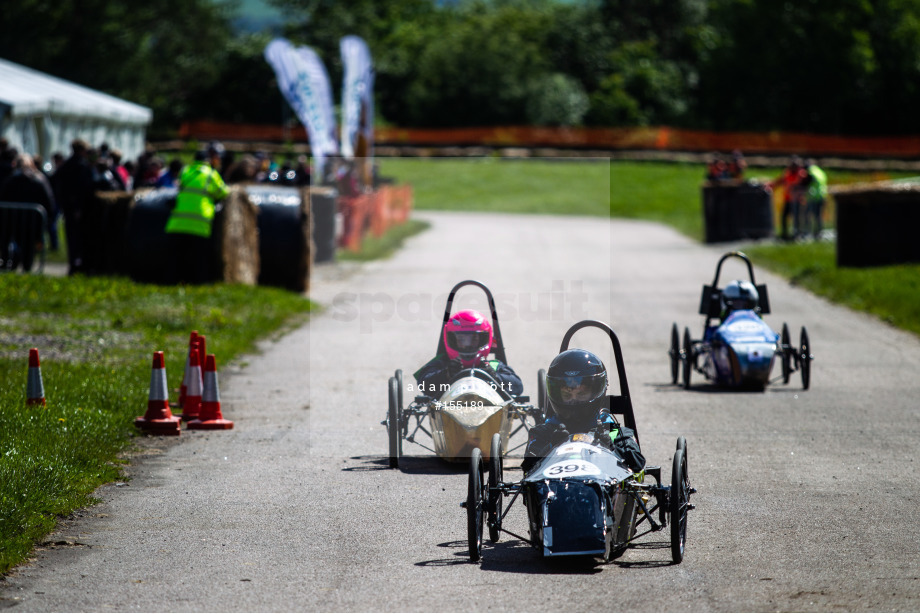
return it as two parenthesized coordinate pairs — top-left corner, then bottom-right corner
(166, 162), (229, 238)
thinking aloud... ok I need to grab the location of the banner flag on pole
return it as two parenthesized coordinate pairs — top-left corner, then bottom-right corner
(339, 35), (374, 163)
(264, 38), (339, 178)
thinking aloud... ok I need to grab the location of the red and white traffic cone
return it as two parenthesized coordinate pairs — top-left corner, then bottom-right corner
(177, 330), (198, 409)
(188, 354), (234, 430)
(134, 351), (181, 435)
(196, 334), (206, 376)
(26, 348), (45, 406)
(180, 344), (203, 422)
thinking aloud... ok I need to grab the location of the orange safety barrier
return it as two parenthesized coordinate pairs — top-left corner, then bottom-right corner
(339, 195), (370, 251)
(178, 120), (920, 157)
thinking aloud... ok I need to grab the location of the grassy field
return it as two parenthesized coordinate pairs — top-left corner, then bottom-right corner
(744, 241), (920, 337)
(0, 275), (314, 573)
(380, 157), (919, 338)
(379, 157), (610, 217)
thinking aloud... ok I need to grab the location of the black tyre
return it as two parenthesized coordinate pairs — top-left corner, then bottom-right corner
(488, 433), (503, 543)
(670, 447), (689, 564)
(800, 327), (811, 390)
(780, 323), (791, 384)
(467, 448), (485, 562)
(681, 327), (693, 390)
(387, 377), (401, 468)
(537, 368), (547, 414)
(670, 323), (680, 385)
(395, 369), (404, 416)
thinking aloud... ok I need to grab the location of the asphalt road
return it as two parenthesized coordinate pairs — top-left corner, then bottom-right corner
(2, 211), (919, 612)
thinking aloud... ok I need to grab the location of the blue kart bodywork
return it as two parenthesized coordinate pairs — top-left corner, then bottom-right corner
(702, 309), (779, 387)
(670, 251), (812, 391)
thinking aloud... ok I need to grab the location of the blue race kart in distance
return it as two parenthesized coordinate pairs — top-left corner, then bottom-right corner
(670, 251), (812, 391)
(465, 320), (694, 565)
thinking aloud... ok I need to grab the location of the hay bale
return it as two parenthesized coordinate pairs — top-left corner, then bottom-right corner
(213, 187), (259, 285)
(125, 187), (260, 284)
(831, 180), (920, 267)
(243, 184), (313, 293)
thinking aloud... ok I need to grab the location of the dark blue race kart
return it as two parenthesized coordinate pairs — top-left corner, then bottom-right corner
(465, 320), (694, 565)
(670, 251), (812, 391)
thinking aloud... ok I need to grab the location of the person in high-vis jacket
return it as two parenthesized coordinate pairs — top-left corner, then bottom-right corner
(165, 148), (229, 284)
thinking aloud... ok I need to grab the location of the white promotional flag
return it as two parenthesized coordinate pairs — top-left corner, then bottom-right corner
(339, 35), (374, 161)
(264, 38), (339, 177)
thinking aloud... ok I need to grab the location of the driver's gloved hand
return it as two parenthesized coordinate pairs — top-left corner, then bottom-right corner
(447, 358), (463, 377)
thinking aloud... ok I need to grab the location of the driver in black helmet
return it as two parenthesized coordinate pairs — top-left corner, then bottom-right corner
(522, 349), (645, 474)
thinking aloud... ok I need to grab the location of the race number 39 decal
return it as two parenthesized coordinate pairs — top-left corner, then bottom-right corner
(544, 461), (601, 477)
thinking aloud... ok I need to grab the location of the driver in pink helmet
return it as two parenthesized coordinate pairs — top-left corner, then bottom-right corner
(413, 309), (523, 398)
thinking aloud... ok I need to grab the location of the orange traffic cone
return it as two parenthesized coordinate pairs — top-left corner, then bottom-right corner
(180, 344), (203, 421)
(188, 354), (234, 430)
(26, 348), (45, 406)
(134, 351), (181, 435)
(177, 330), (198, 408)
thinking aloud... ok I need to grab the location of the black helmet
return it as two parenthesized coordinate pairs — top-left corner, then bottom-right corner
(545, 349), (608, 429)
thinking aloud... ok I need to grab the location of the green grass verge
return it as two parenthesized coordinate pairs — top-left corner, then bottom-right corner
(744, 241), (920, 337)
(338, 219), (431, 261)
(0, 275), (314, 573)
(378, 158), (610, 217)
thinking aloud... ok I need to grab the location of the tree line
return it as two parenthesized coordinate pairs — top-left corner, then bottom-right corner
(3, 0), (920, 138)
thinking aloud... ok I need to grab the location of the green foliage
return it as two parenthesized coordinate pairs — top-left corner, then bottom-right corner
(0, 275), (314, 573)
(4, 0), (920, 133)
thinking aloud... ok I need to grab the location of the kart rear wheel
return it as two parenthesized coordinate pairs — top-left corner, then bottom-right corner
(681, 327), (693, 390)
(387, 376), (401, 469)
(467, 448), (485, 562)
(781, 323), (791, 384)
(800, 327), (811, 390)
(670, 323), (680, 385)
(488, 433), (503, 543)
(670, 447), (689, 564)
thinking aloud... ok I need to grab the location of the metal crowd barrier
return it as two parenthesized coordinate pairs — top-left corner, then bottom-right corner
(0, 201), (47, 274)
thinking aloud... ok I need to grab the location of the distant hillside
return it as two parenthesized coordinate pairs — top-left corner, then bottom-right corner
(212, 0), (284, 32)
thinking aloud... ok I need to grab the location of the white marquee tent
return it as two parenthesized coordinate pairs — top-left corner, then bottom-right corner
(0, 57), (152, 162)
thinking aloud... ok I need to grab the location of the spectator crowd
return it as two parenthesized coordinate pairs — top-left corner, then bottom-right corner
(705, 149), (828, 241)
(0, 137), (372, 275)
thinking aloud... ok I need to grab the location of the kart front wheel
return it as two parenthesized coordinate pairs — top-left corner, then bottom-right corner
(467, 448), (485, 562)
(394, 369), (404, 417)
(537, 368), (547, 414)
(800, 327), (811, 390)
(681, 327), (693, 390)
(670, 447), (689, 564)
(669, 323), (680, 385)
(387, 376), (401, 468)
(488, 433), (503, 543)
(781, 323), (791, 384)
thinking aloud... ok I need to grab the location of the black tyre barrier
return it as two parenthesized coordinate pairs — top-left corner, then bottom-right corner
(126, 187), (260, 285)
(834, 183), (920, 267)
(125, 188), (180, 284)
(702, 182), (774, 243)
(242, 184), (312, 293)
(310, 187), (337, 263)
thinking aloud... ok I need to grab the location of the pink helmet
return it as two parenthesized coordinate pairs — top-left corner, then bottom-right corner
(444, 309), (493, 367)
